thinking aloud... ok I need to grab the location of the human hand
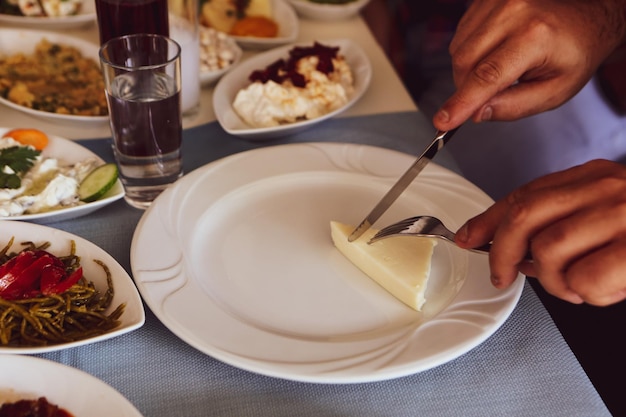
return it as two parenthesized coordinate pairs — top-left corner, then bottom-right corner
(433, 0), (626, 131)
(454, 160), (626, 306)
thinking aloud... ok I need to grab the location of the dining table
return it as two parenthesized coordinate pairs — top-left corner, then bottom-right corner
(0, 7), (614, 417)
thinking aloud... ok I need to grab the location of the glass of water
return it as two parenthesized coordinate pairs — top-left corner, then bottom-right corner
(99, 34), (183, 209)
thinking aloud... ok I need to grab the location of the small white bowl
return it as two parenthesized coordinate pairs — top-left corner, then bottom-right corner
(199, 28), (243, 87)
(287, 0), (371, 21)
(230, 0), (299, 50)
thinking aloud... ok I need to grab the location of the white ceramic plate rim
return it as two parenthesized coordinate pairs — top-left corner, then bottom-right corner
(0, 221), (145, 354)
(0, 28), (108, 125)
(287, 0), (371, 20)
(131, 142), (524, 383)
(0, 0), (95, 29)
(0, 355), (143, 416)
(228, 0), (299, 49)
(0, 127), (124, 223)
(213, 38), (372, 140)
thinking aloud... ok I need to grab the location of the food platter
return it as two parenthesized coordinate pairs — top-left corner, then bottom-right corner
(0, 28), (108, 126)
(0, 127), (124, 223)
(229, 0), (299, 50)
(0, 355), (143, 416)
(287, 0), (371, 21)
(213, 38), (372, 140)
(0, 221), (145, 354)
(131, 142), (524, 383)
(0, 0), (96, 29)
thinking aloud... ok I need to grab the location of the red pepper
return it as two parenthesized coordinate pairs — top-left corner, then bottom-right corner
(0, 249), (83, 300)
(41, 266), (83, 296)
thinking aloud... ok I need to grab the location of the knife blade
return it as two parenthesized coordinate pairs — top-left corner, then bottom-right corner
(348, 128), (459, 242)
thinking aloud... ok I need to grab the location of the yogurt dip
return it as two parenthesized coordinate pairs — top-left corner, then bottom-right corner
(233, 42), (354, 128)
(0, 137), (98, 217)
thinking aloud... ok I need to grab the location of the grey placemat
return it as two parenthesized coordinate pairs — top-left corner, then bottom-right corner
(35, 113), (609, 416)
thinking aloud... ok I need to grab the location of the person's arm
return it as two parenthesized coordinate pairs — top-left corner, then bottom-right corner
(433, 0), (626, 131)
(455, 160), (626, 306)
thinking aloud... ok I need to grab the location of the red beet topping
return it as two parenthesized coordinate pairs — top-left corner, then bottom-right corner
(249, 42), (340, 88)
(0, 397), (73, 417)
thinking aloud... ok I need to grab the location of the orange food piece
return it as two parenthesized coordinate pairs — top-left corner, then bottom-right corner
(2, 128), (49, 150)
(230, 16), (278, 38)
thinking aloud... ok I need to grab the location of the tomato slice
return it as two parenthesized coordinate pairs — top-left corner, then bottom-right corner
(2, 128), (49, 150)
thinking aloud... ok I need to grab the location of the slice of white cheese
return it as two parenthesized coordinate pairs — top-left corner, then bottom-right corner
(330, 221), (436, 311)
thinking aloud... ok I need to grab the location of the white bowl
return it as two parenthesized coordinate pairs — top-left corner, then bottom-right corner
(0, 221), (145, 354)
(0, 0), (96, 29)
(0, 28), (108, 126)
(0, 355), (143, 416)
(0, 127), (125, 223)
(287, 0), (371, 21)
(213, 38), (372, 140)
(230, 0), (299, 50)
(199, 29), (243, 87)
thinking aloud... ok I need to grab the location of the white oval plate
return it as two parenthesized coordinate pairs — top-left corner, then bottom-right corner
(200, 34), (243, 87)
(0, 28), (108, 126)
(230, 0), (299, 50)
(0, 355), (143, 416)
(287, 0), (371, 21)
(0, 221), (145, 354)
(0, 127), (124, 223)
(131, 142), (524, 383)
(0, 0), (96, 29)
(213, 38), (372, 140)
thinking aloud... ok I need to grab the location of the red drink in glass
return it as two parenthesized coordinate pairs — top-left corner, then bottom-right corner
(95, 0), (169, 45)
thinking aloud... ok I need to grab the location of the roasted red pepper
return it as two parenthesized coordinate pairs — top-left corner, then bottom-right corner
(0, 250), (83, 300)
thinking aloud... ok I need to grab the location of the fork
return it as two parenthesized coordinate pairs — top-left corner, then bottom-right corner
(368, 215), (531, 259)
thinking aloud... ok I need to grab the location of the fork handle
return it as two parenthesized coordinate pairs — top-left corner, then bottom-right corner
(470, 243), (533, 261)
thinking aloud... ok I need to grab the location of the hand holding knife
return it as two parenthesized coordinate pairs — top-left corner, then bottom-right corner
(348, 128), (459, 242)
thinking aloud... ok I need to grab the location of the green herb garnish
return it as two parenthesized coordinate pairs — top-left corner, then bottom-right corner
(0, 146), (41, 189)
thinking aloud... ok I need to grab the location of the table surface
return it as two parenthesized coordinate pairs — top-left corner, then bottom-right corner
(0, 8), (612, 416)
(38, 113), (610, 416)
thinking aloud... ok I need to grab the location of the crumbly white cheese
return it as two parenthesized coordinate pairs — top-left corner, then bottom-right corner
(233, 55), (354, 128)
(330, 221), (436, 311)
(0, 137), (98, 217)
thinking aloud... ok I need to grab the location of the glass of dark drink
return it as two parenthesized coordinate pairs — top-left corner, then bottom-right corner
(99, 34), (183, 209)
(95, 0), (169, 45)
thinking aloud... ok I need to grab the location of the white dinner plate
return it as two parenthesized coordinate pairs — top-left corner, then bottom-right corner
(0, 28), (108, 126)
(0, 221), (145, 354)
(0, 0), (96, 29)
(131, 142), (524, 383)
(229, 0), (299, 50)
(213, 38), (372, 140)
(287, 0), (371, 21)
(0, 355), (143, 416)
(0, 127), (124, 223)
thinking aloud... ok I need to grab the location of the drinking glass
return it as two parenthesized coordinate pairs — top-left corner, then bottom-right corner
(95, 0), (169, 45)
(99, 34), (183, 209)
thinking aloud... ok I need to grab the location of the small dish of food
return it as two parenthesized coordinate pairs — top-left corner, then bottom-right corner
(199, 26), (243, 87)
(286, 0), (371, 21)
(0, 28), (108, 126)
(200, 0), (298, 50)
(0, 220), (145, 354)
(213, 38), (372, 140)
(0, 127), (125, 223)
(0, 355), (144, 416)
(0, 0), (96, 29)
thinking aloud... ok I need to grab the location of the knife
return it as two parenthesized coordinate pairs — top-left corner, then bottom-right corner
(348, 128), (459, 242)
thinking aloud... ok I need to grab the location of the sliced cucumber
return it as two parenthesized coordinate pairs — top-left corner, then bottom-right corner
(78, 163), (119, 203)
